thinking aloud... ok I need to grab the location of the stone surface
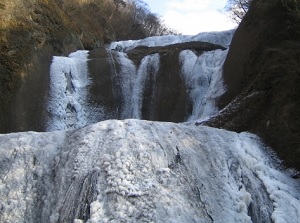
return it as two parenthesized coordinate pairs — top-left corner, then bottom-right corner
(204, 0), (300, 170)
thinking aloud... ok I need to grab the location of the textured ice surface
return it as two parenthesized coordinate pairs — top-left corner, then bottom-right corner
(180, 49), (228, 121)
(47, 50), (91, 131)
(0, 119), (299, 223)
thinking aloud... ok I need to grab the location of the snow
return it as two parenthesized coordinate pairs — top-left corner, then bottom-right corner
(109, 29), (235, 52)
(0, 119), (299, 222)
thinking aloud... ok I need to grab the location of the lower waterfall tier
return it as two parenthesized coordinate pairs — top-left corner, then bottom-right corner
(0, 119), (299, 222)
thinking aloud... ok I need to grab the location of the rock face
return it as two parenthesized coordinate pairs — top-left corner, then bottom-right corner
(204, 0), (300, 170)
(0, 0), (83, 133)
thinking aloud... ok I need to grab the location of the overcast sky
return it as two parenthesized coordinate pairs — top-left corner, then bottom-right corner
(142, 0), (237, 35)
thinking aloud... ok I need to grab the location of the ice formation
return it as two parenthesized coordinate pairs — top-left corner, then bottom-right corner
(47, 31), (231, 130)
(180, 49), (228, 121)
(0, 120), (299, 222)
(47, 50), (91, 131)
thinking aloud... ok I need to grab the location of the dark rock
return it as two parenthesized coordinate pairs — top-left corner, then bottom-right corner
(0, 0), (84, 133)
(204, 0), (300, 170)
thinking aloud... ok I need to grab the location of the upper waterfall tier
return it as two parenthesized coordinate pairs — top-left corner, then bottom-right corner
(47, 31), (231, 131)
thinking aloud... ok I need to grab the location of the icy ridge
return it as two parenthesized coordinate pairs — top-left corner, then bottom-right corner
(109, 29), (235, 52)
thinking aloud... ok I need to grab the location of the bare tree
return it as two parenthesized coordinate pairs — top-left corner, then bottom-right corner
(224, 0), (252, 23)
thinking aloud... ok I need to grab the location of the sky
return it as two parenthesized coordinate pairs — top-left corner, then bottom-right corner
(142, 0), (237, 35)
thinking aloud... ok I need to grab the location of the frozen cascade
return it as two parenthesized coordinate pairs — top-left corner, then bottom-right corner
(103, 51), (160, 119)
(180, 49), (228, 121)
(131, 53), (160, 119)
(47, 30), (233, 130)
(100, 47), (227, 123)
(0, 119), (299, 223)
(110, 51), (137, 119)
(47, 50), (91, 131)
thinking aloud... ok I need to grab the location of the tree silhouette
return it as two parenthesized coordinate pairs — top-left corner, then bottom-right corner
(224, 0), (252, 23)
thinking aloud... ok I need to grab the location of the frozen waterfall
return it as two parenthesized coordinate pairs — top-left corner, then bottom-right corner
(47, 50), (91, 131)
(130, 53), (160, 119)
(2, 29), (299, 223)
(47, 31), (232, 131)
(180, 49), (228, 121)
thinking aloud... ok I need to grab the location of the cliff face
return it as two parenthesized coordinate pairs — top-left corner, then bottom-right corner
(0, 0), (84, 132)
(205, 0), (300, 170)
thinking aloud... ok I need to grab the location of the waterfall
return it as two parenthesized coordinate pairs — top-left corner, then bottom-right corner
(180, 49), (228, 121)
(104, 51), (160, 120)
(2, 30), (300, 223)
(47, 50), (91, 131)
(47, 47), (226, 129)
(131, 54), (160, 119)
(112, 52), (137, 119)
(46, 30), (235, 130)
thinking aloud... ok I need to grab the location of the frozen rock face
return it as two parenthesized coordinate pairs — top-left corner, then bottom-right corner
(0, 119), (299, 223)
